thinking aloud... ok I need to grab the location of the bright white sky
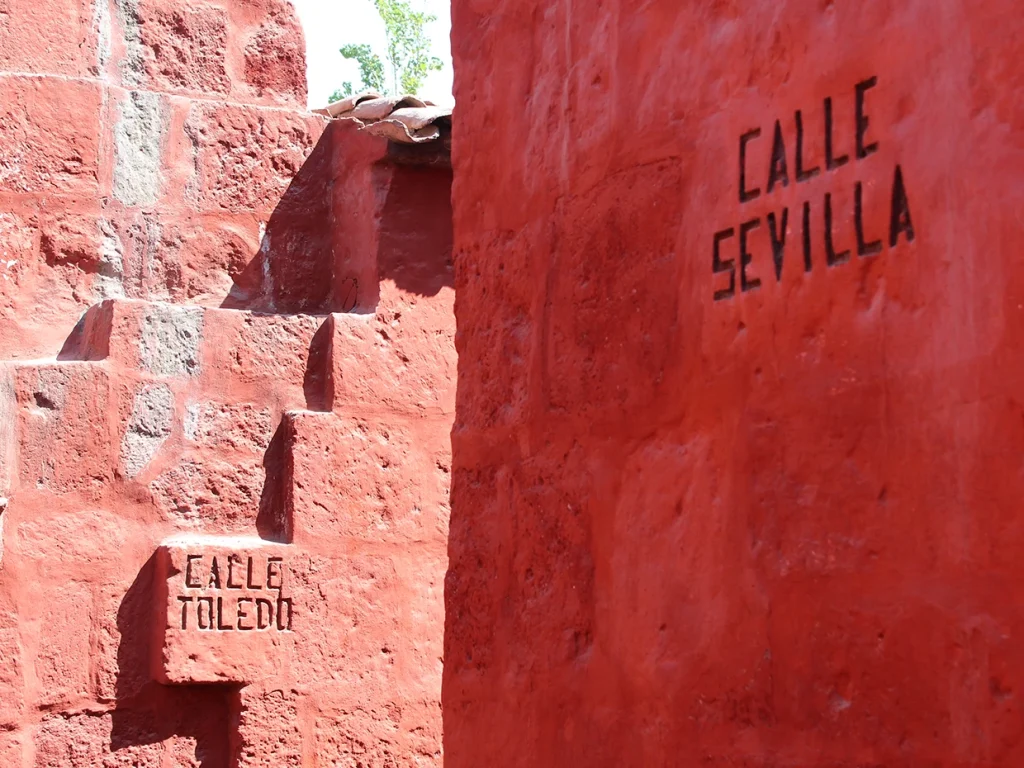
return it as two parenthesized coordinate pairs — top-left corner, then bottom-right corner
(290, 0), (454, 108)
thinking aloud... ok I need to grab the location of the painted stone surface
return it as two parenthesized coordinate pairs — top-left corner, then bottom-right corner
(446, 0), (1024, 766)
(0, 0), (319, 361)
(0, 1), (454, 762)
(155, 538), (296, 684)
(0, 130), (453, 764)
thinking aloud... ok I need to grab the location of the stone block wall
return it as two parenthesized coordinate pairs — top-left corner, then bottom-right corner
(445, 0), (1024, 766)
(0, 1), (454, 764)
(0, 0), (318, 360)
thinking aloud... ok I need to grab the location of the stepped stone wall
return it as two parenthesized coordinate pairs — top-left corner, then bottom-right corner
(0, 0), (318, 358)
(0, 1), (454, 765)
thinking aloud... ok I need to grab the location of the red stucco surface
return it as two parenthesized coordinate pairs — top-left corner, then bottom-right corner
(445, 1), (1024, 765)
(0, 1), (454, 764)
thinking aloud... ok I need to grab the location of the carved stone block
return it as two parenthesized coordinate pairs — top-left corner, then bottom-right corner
(153, 536), (297, 685)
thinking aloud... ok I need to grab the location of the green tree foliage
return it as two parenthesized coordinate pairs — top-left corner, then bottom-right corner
(332, 43), (386, 101)
(333, 0), (444, 101)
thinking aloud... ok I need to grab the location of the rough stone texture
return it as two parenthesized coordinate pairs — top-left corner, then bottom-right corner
(0, 1), (452, 766)
(32, 706), (230, 766)
(0, 623), (25, 727)
(289, 412), (451, 545)
(120, 217), (259, 305)
(138, 3), (231, 96)
(0, 76), (102, 196)
(120, 383), (174, 478)
(113, 90), (167, 207)
(33, 214), (127, 301)
(243, 17), (307, 103)
(139, 304), (203, 377)
(445, 1), (1024, 766)
(150, 458), (265, 531)
(0, 0), (320, 361)
(2, 286), (452, 760)
(232, 685), (303, 767)
(185, 102), (322, 212)
(15, 364), (114, 496)
(0, 730), (24, 766)
(183, 402), (273, 452)
(33, 582), (94, 709)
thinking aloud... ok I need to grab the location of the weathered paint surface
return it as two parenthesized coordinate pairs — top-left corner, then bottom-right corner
(0, 0), (454, 764)
(446, 1), (1024, 765)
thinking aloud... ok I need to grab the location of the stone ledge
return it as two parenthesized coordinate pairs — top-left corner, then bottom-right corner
(153, 534), (297, 685)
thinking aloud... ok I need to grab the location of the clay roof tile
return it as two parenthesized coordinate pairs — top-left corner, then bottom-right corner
(316, 91), (452, 146)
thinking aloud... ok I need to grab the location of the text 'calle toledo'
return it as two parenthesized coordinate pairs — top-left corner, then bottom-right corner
(712, 76), (915, 301)
(175, 552), (294, 633)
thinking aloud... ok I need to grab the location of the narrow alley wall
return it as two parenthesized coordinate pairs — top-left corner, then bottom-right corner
(0, 1), (454, 765)
(445, 1), (1024, 765)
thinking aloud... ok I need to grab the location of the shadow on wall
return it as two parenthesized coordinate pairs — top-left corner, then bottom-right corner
(255, 419), (295, 542)
(221, 123), (335, 314)
(221, 120), (454, 315)
(111, 554), (235, 766)
(101, 122), (455, 764)
(376, 162), (455, 299)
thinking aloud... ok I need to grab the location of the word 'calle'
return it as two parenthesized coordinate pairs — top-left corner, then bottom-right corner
(712, 76), (915, 301)
(175, 553), (293, 632)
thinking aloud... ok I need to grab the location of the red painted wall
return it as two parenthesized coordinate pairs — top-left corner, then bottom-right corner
(445, 1), (1024, 765)
(0, 1), (454, 764)
(0, 0), (320, 359)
